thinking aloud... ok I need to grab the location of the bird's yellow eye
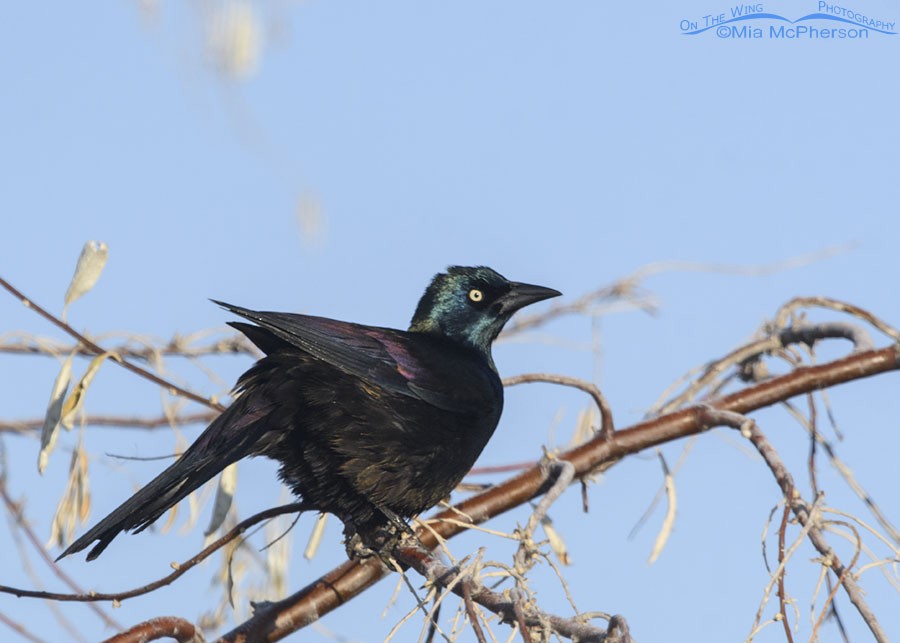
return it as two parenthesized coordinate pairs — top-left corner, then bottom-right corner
(468, 289), (483, 303)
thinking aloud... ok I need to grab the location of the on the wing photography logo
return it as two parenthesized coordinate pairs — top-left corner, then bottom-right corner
(680, 2), (896, 39)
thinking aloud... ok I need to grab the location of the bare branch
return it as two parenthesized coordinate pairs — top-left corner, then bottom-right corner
(653, 321), (876, 415)
(102, 616), (204, 643)
(0, 611), (47, 643)
(461, 581), (487, 643)
(1, 412), (219, 436)
(0, 483), (123, 630)
(394, 542), (623, 643)
(776, 503), (795, 643)
(0, 336), (255, 360)
(697, 408), (889, 643)
(0, 503), (307, 604)
(0, 276), (224, 412)
(217, 344), (900, 640)
(503, 373), (614, 438)
(504, 248), (854, 337)
(773, 296), (900, 343)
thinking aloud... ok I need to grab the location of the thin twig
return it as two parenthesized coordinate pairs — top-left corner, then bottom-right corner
(777, 503), (794, 643)
(1, 412), (219, 435)
(774, 297), (900, 343)
(527, 460), (575, 534)
(513, 459), (575, 580)
(510, 588), (533, 643)
(0, 276), (224, 412)
(653, 322), (873, 416)
(0, 336), (255, 360)
(812, 521), (862, 639)
(0, 611), (47, 643)
(0, 503), (307, 603)
(503, 373), (614, 439)
(396, 542), (618, 643)
(506, 248), (853, 338)
(0, 484), (123, 629)
(461, 581), (487, 643)
(697, 407), (888, 643)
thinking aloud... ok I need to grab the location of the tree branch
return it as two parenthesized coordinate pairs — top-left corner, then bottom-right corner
(1, 412), (219, 435)
(697, 408), (888, 643)
(0, 483), (123, 630)
(503, 374), (614, 438)
(102, 616), (204, 643)
(217, 344), (900, 641)
(0, 276), (223, 412)
(0, 504), (307, 603)
(395, 542), (623, 643)
(0, 337), (255, 360)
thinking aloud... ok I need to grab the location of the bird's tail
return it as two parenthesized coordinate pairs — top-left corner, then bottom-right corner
(57, 397), (275, 561)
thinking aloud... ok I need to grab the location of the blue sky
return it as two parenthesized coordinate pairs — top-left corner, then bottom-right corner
(1, 2), (898, 641)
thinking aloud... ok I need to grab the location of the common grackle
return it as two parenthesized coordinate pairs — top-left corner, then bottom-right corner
(58, 266), (560, 561)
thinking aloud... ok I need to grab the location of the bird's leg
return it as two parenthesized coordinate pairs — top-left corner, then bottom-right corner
(344, 525), (404, 561)
(344, 504), (417, 561)
(377, 504), (415, 536)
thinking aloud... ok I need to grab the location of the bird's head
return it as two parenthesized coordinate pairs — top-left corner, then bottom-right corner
(409, 266), (561, 357)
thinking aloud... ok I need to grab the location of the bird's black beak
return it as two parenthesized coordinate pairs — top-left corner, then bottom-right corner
(500, 281), (562, 315)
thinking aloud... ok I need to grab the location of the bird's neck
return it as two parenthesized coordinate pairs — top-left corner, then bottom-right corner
(408, 322), (498, 372)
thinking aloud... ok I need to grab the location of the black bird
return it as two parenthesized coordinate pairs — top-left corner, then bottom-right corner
(59, 266), (560, 561)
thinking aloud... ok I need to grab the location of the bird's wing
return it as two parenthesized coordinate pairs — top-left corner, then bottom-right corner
(215, 301), (498, 413)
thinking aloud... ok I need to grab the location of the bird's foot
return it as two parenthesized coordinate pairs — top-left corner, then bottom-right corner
(344, 520), (417, 563)
(344, 531), (374, 560)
